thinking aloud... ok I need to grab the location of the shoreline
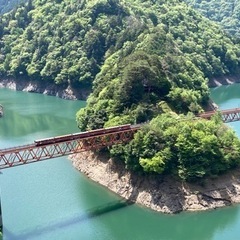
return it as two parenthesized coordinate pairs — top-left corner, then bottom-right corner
(208, 75), (240, 87)
(70, 151), (240, 214)
(1, 74), (240, 100)
(0, 78), (90, 100)
(2, 76), (240, 213)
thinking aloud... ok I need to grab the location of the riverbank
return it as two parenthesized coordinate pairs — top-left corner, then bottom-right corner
(1, 75), (239, 100)
(70, 151), (240, 214)
(0, 78), (90, 100)
(208, 74), (240, 87)
(3, 77), (240, 214)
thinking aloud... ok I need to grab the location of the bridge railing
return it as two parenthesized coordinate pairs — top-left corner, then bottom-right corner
(2, 107), (240, 169)
(0, 125), (140, 169)
(199, 107), (240, 123)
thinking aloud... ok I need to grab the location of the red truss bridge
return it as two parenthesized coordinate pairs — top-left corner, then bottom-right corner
(0, 124), (140, 170)
(1, 108), (240, 170)
(199, 107), (240, 123)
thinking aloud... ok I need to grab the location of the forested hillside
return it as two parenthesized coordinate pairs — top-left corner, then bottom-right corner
(1, 0), (240, 89)
(184, 0), (240, 38)
(0, 0), (26, 14)
(1, 0), (240, 182)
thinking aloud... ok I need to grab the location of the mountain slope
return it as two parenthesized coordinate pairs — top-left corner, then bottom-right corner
(0, 0), (26, 14)
(77, 0), (240, 129)
(75, 0), (240, 182)
(1, 0), (240, 182)
(0, 0), (240, 90)
(184, 0), (240, 38)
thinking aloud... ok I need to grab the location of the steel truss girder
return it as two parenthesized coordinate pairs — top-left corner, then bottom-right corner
(222, 112), (240, 123)
(199, 108), (240, 123)
(0, 129), (137, 169)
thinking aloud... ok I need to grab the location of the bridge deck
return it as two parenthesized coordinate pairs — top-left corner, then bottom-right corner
(199, 107), (240, 123)
(1, 107), (240, 169)
(0, 124), (140, 169)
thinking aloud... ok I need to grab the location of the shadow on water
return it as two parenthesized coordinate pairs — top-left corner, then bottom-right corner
(2, 199), (133, 240)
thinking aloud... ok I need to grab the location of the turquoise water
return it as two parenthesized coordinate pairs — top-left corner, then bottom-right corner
(1, 86), (240, 239)
(211, 83), (240, 136)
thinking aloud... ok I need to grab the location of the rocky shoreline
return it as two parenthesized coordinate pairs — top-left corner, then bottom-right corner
(70, 151), (240, 214)
(3, 77), (240, 213)
(1, 74), (240, 99)
(0, 78), (90, 100)
(68, 75), (240, 214)
(208, 74), (240, 87)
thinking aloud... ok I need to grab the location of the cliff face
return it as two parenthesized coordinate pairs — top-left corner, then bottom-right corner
(208, 75), (240, 88)
(3, 78), (240, 213)
(70, 151), (240, 214)
(0, 79), (90, 100)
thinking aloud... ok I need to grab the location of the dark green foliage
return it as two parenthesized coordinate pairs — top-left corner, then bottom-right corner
(2, 0), (240, 182)
(184, 0), (240, 38)
(116, 114), (240, 182)
(1, 0), (240, 90)
(75, 1), (240, 182)
(0, 0), (132, 86)
(0, 0), (27, 14)
(77, 1), (240, 130)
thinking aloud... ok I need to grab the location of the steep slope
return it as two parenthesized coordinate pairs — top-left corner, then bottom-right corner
(76, 0), (240, 182)
(77, 0), (240, 129)
(0, 0), (26, 14)
(0, 0), (240, 90)
(1, 0), (240, 182)
(184, 0), (240, 38)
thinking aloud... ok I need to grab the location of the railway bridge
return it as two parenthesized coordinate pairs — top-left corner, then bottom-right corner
(0, 124), (140, 170)
(199, 107), (240, 123)
(1, 107), (240, 170)
(0, 107), (240, 230)
(0, 107), (240, 170)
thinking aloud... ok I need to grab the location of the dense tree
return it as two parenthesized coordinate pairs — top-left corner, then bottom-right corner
(2, 0), (240, 182)
(184, 0), (240, 38)
(0, 0), (27, 14)
(74, 0), (240, 182)
(1, 0), (240, 91)
(113, 114), (240, 182)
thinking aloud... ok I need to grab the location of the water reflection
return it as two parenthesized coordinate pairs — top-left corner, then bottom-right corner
(1, 87), (240, 240)
(0, 88), (85, 143)
(96, 204), (240, 240)
(3, 200), (133, 240)
(211, 84), (240, 107)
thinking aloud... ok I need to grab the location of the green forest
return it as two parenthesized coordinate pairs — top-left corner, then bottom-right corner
(184, 0), (240, 38)
(1, 0), (240, 182)
(0, 0), (25, 14)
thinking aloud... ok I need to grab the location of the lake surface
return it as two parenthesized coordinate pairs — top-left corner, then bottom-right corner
(1, 86), (240, 240)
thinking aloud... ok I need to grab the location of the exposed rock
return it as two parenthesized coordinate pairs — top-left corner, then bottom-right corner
(3, 76), (240, 213)
(208, 75), (240, 88)
(0, 78), (90, 100)
(70, 151), (240, 214)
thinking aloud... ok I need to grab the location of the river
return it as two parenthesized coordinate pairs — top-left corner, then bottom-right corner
(1, 86), (240, 240)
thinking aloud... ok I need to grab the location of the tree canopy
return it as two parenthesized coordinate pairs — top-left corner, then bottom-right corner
(75, 0), (240, 182)
(0, 0), (26, 14)
(184, 0), (240, 38)
(1, 0), (240, 182)
(116, 113), (240, 182)
(1, 0), (240, 90)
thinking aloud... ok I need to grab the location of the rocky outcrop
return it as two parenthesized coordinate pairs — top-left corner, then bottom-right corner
(71, 151), (240, 214)
(208, 75), (240, 88)
(3, 76), (240, 213)
(0, 78), (90, 100)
